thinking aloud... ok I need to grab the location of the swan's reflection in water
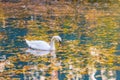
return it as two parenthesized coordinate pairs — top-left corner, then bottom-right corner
(26, 49), (56, 58)
(24, 50), (59, 80)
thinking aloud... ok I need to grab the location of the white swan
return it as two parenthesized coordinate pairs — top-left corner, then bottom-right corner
(25, 36), (62, 56)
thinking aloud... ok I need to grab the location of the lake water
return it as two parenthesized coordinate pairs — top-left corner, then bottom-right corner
(0, 27), (119, 80)
(0, 1), (120, 80)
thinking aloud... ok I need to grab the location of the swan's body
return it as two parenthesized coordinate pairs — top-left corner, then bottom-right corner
(25, 36), (62, 56)
(25, 40), (51, 50)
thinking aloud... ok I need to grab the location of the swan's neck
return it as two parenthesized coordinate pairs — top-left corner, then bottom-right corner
(50, 39), (55, 50)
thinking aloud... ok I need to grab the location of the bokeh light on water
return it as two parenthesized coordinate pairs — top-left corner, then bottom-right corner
(0, 0), (120, 80)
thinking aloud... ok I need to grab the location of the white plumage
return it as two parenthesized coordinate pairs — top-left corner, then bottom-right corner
(25, 40), (50, 50)
(25, 36), (62, 56)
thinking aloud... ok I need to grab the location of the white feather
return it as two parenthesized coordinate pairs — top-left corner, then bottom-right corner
(25, 40), (50, 50)
(25, 36), (62, 57)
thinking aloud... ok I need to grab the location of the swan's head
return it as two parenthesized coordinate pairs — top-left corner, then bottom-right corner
(52, 36), (62, 42)
(50, 36), (62, 48)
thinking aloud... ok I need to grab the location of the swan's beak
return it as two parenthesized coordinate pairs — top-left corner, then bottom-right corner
(59, 41), (62, 47)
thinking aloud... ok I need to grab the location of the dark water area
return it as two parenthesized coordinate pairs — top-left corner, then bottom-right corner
(0, 27), (28, 53)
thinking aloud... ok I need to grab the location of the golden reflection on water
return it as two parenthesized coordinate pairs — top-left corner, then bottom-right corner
(0, 43), (118, 80)
(0, 1), (120, 79)
(23, 51), (60, 80)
